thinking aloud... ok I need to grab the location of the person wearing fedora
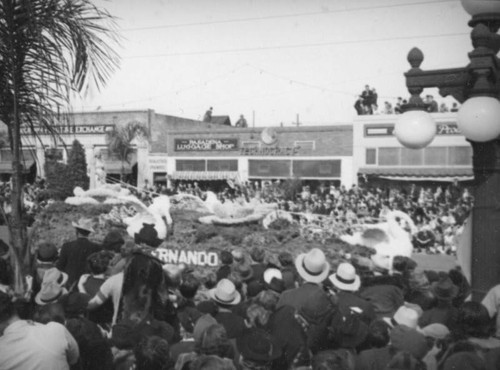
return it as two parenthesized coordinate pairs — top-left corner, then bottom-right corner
(277, 248), (334, 312)
(328, 263), (375, 324)
(34, 267), (69, 306)
(418, 276), (459, 330)
(57, 217), (102, 289)
(237, 328), (282, 370)
(32, 242), (59, 293)
(205, 278), (246, 339)
(0, 291), (80, 370)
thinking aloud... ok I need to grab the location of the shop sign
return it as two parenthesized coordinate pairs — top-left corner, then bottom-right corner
(151, 248), (219, 266)
(21, 125), (114, 135)
(365, 123), (461, 137)
(174, 138), (238, 151)
(148, 156), (168, 172)
(241, 146), (300, 156)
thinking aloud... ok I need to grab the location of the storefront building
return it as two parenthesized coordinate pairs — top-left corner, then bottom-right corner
(8, 109), (202, 186)
(352, 112), (473, 185)
(9, 108), (469, 189)
(156, 124), (354, 188)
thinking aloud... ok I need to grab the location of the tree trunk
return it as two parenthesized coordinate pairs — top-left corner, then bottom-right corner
(9, 117), (29, 296)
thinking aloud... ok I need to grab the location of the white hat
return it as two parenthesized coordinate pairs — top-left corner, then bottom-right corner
(295, 248), (330, 284)
(329, 263), (361, 292)
(263, 268), (282, 285)
(35, 283), (68, 306)
(208, 278), (241, 306)
(384, 306), (419, 329)
(41, 267), (68, 287)
(72, 217), (95, 233)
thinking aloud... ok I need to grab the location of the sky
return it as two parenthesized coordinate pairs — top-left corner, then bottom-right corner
(73, 0), (472, 126)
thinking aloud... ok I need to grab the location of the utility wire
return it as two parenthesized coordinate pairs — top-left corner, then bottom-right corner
(123, 32), (468, 59)
(121, 0), (456, 31)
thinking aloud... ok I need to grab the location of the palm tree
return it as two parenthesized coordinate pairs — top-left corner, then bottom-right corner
(106, 121), (148, 182)
(0, 0), (119, 295)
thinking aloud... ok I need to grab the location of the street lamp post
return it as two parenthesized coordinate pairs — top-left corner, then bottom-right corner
(395, 0), (500, 300)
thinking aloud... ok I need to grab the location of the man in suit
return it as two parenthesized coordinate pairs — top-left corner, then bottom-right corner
(57, 218), (102, 289)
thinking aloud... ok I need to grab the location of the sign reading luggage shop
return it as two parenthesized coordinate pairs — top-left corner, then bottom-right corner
(151, 248), (219, 266)
(20, 125), (114, 135)
(174, 138), (238, 151)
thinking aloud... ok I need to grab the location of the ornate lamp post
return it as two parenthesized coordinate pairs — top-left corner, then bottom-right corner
(395, 0), (500, 300)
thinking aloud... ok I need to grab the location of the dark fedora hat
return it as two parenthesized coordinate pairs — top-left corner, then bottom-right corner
(235, 263), (254, 282)
(36, 242), (58, 262)
(102, 230), (125, 252)
(237, 328), (282, 362)
(134, 223), (163, 248)
(431, 277), (458, 301)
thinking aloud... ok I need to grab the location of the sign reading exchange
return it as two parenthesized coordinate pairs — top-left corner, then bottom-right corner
(174, 138), (238, 151)
(21, 125), (114, 135)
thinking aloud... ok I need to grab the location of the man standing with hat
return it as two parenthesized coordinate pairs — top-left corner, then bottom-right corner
(277, 248), (335, 313)
(329, 262), (375, 324)
(57, 217), (102, 289)
(205, 278), (246, 339)
(418, 276), (459, 330)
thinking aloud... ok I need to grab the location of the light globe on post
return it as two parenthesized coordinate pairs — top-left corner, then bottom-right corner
(394, 110), (436, 149)
(461, 0), (500, 17)
(457, 96), (500, 142)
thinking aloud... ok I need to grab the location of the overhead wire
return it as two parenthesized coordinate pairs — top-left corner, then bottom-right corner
(123, 32), (468, 59)
(120, 0), (457, 31)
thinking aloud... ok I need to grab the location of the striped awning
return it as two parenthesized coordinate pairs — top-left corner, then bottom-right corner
(169, 171), (239, 181)
(103, 161), (133, 174)
(358, 167), (473, 181)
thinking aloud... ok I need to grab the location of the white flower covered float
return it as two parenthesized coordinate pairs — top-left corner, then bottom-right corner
(341, 210), (417, 272)
(171, 191), (277, 225)
(65, 184), (173, 239)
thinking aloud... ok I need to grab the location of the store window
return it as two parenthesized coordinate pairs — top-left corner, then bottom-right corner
(448, 146), (472, 165)
(401, 148), (423, 166)
(292, 160), (341, 178)
(207, 160), (238, 171)
(249, 160), (291, 177)
(424, 147), (447, 165)
(176, 159), (206, 171)
(366, 148), (376, 165)
(378, 148), (400, 166)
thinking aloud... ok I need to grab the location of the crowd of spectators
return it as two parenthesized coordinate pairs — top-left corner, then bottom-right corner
(169, 179), (472, 255)
(2, 205), (500, 369)
(0, 177), (47, 226)
(354, 86), (460, 116)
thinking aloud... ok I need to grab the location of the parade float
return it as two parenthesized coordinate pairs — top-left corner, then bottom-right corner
(30, 183), (417, 274)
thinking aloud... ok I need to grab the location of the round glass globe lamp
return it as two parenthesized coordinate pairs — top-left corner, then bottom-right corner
(461, 0), (500, 16)
(394, 110), (436, 149)
(457, 96), (500, 142)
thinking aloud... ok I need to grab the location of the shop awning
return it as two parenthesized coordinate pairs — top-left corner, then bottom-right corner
(0, 161), (35, 173)
(169, 171), (240, 181)
(104, 161), (133, 174)
(358, 167), (473, 182)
